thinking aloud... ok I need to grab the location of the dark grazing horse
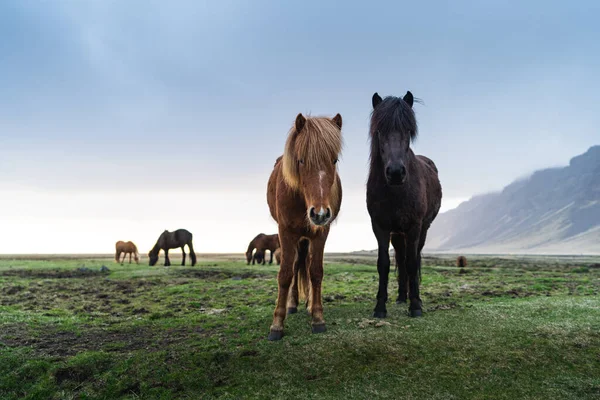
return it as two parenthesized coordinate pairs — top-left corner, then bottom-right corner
(245, 233), (280, 265)
(367, 91), (442, 318)
(148, 229), (197, 267)
(457, 256), (468, 268)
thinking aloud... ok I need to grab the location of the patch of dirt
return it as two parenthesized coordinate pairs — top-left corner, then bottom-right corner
(0, 268), (108, 279)
(0, 323), (213, 358)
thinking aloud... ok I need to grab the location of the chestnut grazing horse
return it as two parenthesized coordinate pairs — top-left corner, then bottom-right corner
(245, 233), (280, 265)
(367, 91), (442, 319)
(266, 113), (343, 341)
(115, 241), (140, 264)
(148, 229), (197, 267)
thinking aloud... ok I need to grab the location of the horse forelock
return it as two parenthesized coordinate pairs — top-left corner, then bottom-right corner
(369, 97), (418, 141)
(282, 116), (343, 190)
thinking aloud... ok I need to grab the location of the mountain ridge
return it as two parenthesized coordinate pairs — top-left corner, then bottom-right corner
(423, 145), (600, 255)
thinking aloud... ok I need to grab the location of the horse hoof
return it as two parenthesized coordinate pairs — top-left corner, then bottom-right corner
(396, 299), (407, 304)
(410, 309), (423, 318)
(268, 330), (284, 341)
(287, 307), (298, 314)
(373, 311), (387, 319)
(312, 324), (326, 334)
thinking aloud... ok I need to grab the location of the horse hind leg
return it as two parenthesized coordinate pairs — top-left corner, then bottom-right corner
(391, 234), (408, 304)
(287, 239), (309, 315)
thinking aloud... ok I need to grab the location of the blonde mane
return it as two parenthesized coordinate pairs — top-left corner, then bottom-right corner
(282, 115), (343, 190)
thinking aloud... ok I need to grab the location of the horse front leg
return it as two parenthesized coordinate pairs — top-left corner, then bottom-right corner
(269, 249), (274, 265)
(372, 223), (391, 318)
(308, 235), (327, 333)
(391, 233), (408, 304)
(129, 253), (132, 264)
(406, 226), (424, 317)
(268, 232), (300, 341)
(164, 249), (171, 267)
(181, 247), (186, 266)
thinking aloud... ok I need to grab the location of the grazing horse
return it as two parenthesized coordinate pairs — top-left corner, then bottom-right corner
(457, 256), (468, 268)
(115, 241), (140, 264)
(274, 248), (281, 265)
(245, 233), (280, 265)
(148, 229), (197, 267)
(266, 113), (343, 340)
(367, 91), (442, 318)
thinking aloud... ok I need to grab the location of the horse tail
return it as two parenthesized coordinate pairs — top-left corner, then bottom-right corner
(132, 243), (140, 262)
(296, 261), (309, 302)
(188, 241), (197, 266)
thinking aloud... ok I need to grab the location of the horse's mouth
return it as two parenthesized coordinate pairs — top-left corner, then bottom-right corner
(386, 176), (407, 186)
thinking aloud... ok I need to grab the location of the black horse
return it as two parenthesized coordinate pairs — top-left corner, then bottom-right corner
(367, 91), (442, 318)
(148, 229), (197, 266)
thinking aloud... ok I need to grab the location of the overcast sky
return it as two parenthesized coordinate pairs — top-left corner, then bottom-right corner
(0, 1), (598, 253)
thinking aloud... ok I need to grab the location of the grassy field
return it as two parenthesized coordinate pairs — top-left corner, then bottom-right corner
(1, 253), (599, 399)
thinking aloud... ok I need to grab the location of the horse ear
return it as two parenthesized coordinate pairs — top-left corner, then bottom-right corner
(403, 91), (414, 107)
(332, 113), (342, 129)
(372, 92), (382, 109)
(295, 113), (306, 133)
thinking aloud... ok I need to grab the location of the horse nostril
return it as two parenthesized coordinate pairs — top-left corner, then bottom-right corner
(309, 207), (317, 219)
(325, 208), (331, 219)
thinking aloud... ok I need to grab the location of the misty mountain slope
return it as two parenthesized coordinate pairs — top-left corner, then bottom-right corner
(425, 145), (600, 254)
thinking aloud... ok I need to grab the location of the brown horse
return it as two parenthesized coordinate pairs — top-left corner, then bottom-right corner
(457, 256), (467, 268)
(274, 248), (281, 265)
(367, 91), (442, 319)
(115, 241), (140, 264)
(148, 229), (196, 267)
(245, 233), (280, 265)
(266, 113), (343, 341)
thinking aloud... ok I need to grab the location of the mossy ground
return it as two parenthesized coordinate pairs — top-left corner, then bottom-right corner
(1, 254), (599, 399)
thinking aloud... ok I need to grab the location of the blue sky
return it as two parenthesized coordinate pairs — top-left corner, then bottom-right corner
(0, 1), (599, 253)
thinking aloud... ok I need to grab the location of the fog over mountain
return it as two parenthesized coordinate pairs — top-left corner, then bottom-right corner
(424, 146), (600, 255)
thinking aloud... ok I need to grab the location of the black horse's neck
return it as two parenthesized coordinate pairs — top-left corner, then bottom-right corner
(149, 242), (161, 256)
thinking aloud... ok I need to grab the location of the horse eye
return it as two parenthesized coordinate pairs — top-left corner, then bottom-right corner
(334, 159), (338, 164)
(298, 159), (304, 165)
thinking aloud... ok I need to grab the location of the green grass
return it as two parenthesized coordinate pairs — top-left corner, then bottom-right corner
(1, 254), (599, 399)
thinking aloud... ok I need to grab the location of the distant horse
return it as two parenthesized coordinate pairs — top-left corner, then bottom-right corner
(148, 229), (197, 267)
(367, 91), (442, 318)
(115, 241), (140, 264)
(274, 248), (281, 265)
(245, 233), (280, 265)
(457, 256), (467, 268)
(266, 112), (343, 340)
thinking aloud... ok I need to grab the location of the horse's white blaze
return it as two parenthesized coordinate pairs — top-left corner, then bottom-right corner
(318, 170), (326, 200)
